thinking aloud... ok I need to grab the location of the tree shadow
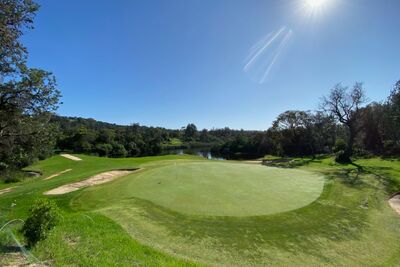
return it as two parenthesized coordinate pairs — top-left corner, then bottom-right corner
(0, 245), (21, 253)
(262, 156), (327, 168)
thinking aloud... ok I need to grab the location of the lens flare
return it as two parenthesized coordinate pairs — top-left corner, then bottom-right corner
(243, 27), (293, 83)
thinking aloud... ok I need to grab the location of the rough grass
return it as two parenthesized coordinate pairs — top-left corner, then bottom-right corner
(1, 154), (400, 266)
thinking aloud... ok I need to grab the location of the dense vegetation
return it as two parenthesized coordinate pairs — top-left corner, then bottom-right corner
(0, 0), (60, 175)
(47, 81), (400, 163)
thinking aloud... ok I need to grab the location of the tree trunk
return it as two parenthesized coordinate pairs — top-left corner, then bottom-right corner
(344, 126), (356, 163)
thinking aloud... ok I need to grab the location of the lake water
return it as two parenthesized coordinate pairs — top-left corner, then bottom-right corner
(160, 147), (225, 160)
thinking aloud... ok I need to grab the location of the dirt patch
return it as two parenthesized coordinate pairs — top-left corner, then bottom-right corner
(0, 251), (43, 267)
(0, 186), (16, 195)
(64, 235), (80, 246)
(60, 154), (82, 161)
(43, 169), (72, 180)
(389, 193), (400, 215)
(44, 169), (137, 195)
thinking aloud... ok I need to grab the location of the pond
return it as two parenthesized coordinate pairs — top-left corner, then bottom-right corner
(160, 147), (225, 160)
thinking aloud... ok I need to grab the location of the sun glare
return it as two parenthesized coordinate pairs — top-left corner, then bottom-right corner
(303, 0), (331, 14)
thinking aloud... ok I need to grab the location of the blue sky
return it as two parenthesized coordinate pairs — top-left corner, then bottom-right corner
(24, 0), (400, 130)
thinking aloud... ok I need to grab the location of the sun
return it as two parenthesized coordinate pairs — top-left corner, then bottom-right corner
(305, 0), (329, 11)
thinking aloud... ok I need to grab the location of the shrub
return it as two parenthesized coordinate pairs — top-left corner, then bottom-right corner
(335, 150), (350, 163)
(95, 143), (113, 157)
(21, 198), (61, 247)
(111, 143), (127, 158)
(383, 140), (400, 156)
(333, 139), (347, 153)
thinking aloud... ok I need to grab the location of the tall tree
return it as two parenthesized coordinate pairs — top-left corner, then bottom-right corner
(388, 80), (400, 140)
(0, 0), (60, 171)
(321, 83), (367, 163)
(183, 123), (197, 141)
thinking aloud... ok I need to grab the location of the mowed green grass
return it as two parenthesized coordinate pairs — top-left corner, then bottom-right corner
(84, 162), (324, 216)
(0, 154), (202, 266)
(2, 154), (400, 266)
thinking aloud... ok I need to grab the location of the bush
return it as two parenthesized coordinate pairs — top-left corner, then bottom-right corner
(383, 140), (400, 156)
(335, 150), (350, 163)
(333, 139), (347, 153)
(110, 143), (127, 158)
(21, 198), (61, 247)
(95, 143), (113, 157)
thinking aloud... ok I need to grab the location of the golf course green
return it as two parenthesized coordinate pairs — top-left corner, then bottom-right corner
(81, 162), (325, 216)
(2, 154), (400, 266)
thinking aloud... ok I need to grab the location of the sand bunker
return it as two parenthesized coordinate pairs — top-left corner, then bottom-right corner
(44, 169), (72, 180)
(389, 193), (400, 215)
(60, 154), (82, 161)
(0, 186), (16, 195)
(44, 169), (136, 195)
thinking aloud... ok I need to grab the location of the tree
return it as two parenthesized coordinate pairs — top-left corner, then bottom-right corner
(272, 110), (311, 156)
(183, 123), (197, 141)
(388, 80), (400, 140)
(0, 0), (60, 171)
(321, 83), (367, 163)
(110, 143), (127, 158)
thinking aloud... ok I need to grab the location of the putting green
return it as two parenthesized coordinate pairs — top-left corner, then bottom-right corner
(122, 162), (325, 216)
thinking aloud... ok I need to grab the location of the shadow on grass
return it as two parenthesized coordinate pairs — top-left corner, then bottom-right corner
(347, 162), (399, 193)
(100, 158), (399, 265)
(111, 173), (372, 265)
(262, 155), (328, 169)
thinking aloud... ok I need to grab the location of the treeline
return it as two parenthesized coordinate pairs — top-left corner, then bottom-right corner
(50, 117), (262, 158)
(213, 81), (400, 161)
(52, 116), (168, 157)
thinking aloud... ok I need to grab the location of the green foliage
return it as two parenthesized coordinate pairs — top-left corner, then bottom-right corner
(333, 139), (347, 153)
(95, 143), (113, 157)
(0, 0), (60, 173)
(183, 123), (198, 141)
(111, 143), (127, 158)
(383, 140), (400, 156)
(21, 198), (61, 247)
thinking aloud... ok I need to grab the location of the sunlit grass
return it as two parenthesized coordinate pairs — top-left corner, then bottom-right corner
(1, 154), (400, 266)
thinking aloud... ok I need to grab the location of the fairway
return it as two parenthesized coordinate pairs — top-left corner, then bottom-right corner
(121, 162), (325, 216)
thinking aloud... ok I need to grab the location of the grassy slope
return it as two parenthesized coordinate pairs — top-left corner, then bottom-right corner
(162, 138), (184, 148)
(0, 154), (201, 266)
(1, 155), (400, 266)
(74, 157), (400, 266)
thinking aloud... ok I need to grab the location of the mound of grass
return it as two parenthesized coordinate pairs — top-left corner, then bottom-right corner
(77, 162), (325, 216)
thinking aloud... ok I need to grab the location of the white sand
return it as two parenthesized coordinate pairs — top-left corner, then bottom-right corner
(44, 169), (72, 180)
(60, 154), (82, 161)
(389, 194), (400, 215)
(44, 170), (136, 195)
